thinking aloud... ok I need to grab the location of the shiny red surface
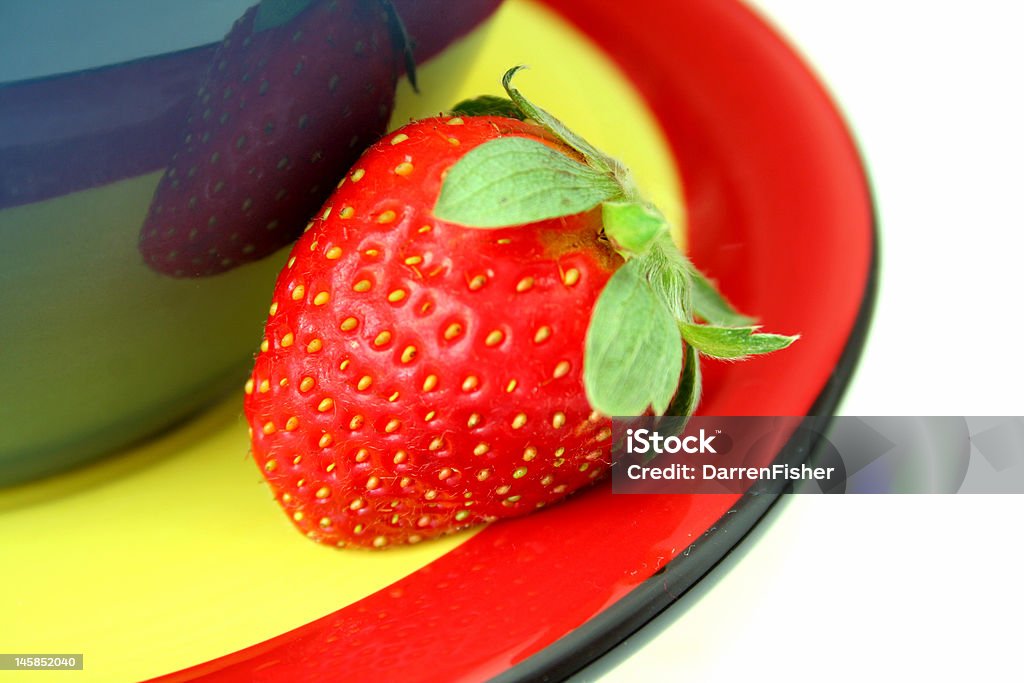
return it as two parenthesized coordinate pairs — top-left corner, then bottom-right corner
(152, 0), (873, 680)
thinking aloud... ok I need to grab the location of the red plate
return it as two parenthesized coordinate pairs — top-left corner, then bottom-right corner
(153, 0), (875, 680)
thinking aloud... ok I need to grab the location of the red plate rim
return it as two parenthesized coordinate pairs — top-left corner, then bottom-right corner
(151, 0), (876, 680)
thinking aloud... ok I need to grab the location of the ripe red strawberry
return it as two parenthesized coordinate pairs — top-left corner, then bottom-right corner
(139, 0), (407, 278)
(244, 68), (796, 548)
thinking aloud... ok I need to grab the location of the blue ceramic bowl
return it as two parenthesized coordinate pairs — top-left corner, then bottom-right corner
(0, 0), (501, 485)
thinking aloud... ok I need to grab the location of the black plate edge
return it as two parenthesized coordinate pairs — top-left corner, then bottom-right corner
(491, 188), (880, 683)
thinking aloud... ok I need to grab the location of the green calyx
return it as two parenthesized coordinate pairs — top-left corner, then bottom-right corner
(434, 66), (798, 418)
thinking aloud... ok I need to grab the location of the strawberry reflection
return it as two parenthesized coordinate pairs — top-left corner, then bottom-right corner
(139, 0), (502, 278)
(0, 0), (501, 484)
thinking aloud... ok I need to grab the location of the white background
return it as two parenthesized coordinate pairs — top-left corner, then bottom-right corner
(580, 1), (1024, 681)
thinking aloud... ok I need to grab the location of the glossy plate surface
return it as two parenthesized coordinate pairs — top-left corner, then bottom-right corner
(0, 0), (873, 681)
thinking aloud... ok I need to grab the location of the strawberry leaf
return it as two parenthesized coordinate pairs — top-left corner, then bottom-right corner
(584, 260), (683, 416)
(687, 268), (756, 327)
(601, 201), (667, 255)
(434, 137), (623, 228)
(502, 66), (619, 176)
(451, 95), (525, 120)
(679, 322), (798, 359)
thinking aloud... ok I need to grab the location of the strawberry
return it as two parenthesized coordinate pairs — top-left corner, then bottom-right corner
(138, 0), (410, 278)
(244, 68), (797, 548)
